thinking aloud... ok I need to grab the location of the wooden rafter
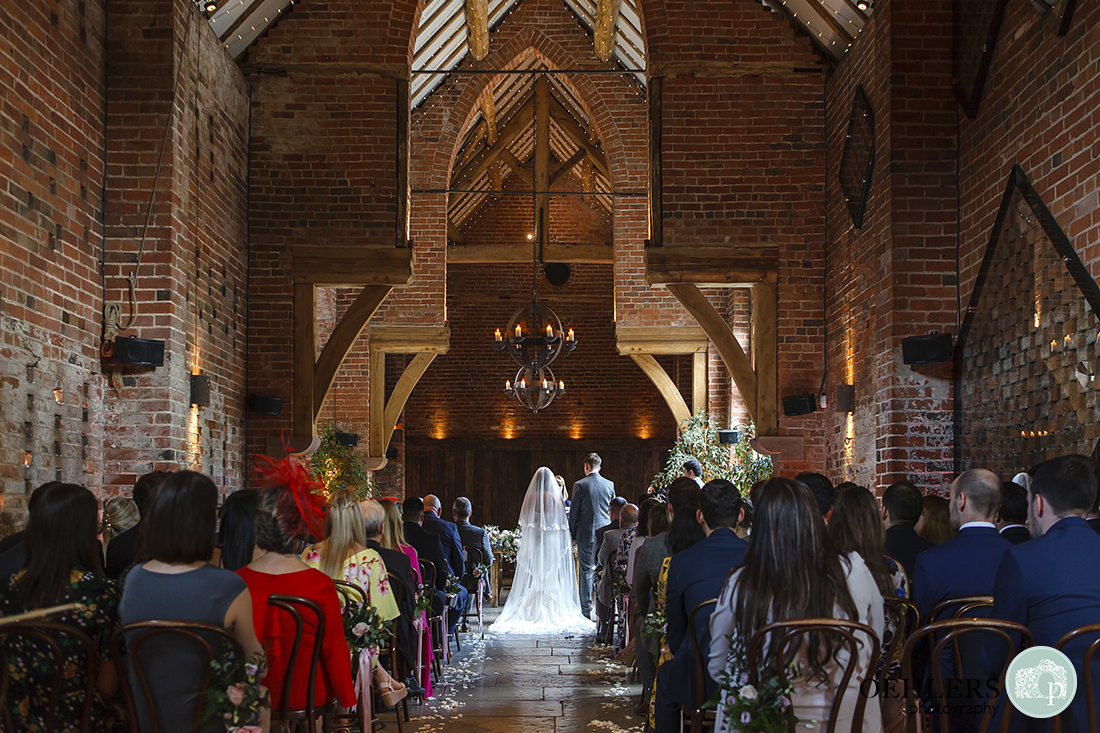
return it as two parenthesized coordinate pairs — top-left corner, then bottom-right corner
(447, 219), (466, 243)
(646, 245), (778, 287)
(464, 0), (490, 61)
(549, 148), (588, 187)
(594, 0), (622, 63)
(368, 327), (450, 459)
(312, 286), (392, 417)
(487, 160), (503, 197)
(548, 94), (609, 178)
(630, 354), (691, 427)
(617, 326), (710, 427)
(291, 246), (415, 287)
(452, 92), (535, 189)
(499, 148), (534, 186)
(480, 92), (497, 146)
(449, 242), (612, 263)
(803, 0), (856, 44)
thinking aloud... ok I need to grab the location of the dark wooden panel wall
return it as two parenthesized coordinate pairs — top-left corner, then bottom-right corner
(405, 438), (672, 530)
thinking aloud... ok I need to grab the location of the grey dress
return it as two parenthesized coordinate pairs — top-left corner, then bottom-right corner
(119, 564), (248, 733)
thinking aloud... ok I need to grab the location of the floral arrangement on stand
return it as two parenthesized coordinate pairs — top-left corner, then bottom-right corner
(201, 653), (268, 732)
(342, 601), (393, 654)
(651, 414), (772, 498)
(484, 525), (521, 563)
(716, 663), (802, 733)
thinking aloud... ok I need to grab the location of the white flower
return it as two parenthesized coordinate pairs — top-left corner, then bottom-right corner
(738, 684), (757, 700)
(352, 622), (368, 637)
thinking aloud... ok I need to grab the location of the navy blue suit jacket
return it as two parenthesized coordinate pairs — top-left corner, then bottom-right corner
(913, 525), (1011, 623)
(988, 517), (1100, 732)
(999, 525), (1032, 545)
(662, 528), (748, 706)
(884, 524), (935, 585)
(423, 511), (465, 577)
(403, 521), (450, 592)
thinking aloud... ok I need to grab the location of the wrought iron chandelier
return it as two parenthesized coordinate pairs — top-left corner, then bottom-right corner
(505, 366), (566, 412)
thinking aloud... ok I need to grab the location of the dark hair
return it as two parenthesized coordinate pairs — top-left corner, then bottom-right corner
(610, 496), (628, 511)
(133, 470), (170, 516)
(1031, 455), (1099, 515)
(140, 471), (218, 564)
(733, 478), (859, 683)
(682, 459), (703, 478)
(699, 479), (742, 529)
(668, 491), (705, 554)
(917, 496), (953, 545)
(219, 489), (260, 571)
(585, 452), (602, 469)
(254, 488), (308, 556)
(648, 501), (671, 536)
(27, 482), (58, 513)
(636, 498), (662, 539)
(666, 477), (701, 514)
(796, 472), (836, 516)
(17, 483), (100, 609)
(402, 496), (425, 523)
(834, 481), (861, 493)
(881, 481), (923, 525)
(828, 486), (893, 597)
(998, 482), (1028, 525)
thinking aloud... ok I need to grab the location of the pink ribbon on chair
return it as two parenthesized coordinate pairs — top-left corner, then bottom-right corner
(351, 646), (377, 722)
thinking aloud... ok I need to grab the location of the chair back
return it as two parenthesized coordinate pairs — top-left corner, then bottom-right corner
(1054, 622), (1100, 733)
(0, 620), (97, 733)
(267, 594), (330, 719)
(930, 595), (994, 622)
(111, 620), (245, 733)
(881, 597), (920, 684)
(333, 579), (368, 608)
(747, 618), (881, 733)
(385, 571), (403, 611)
(901, 618), (1032, 733)
(685, 598), (718, 733)
(464, 546), (485, 569)
(418, 559), (438, 598)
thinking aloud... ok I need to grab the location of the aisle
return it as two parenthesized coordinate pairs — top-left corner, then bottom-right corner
(405, 591), (644, 732)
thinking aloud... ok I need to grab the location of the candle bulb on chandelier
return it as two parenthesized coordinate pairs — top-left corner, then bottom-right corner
(495, 328), (502, 342)
(546, 323), (553, 337)
(558, 380), (564, 390)
(515, 324), (522, 338)
(505, 380), (511, 390)
(567, 328), (574, 341)
(542, 379), (549, 389)
(519, 379), (526, 390)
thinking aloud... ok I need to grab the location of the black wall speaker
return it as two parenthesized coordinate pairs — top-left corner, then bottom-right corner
(718, 429), (741, 445)
(902, 332), (953, 365)
(335, 432), (359, 447)
(248, 393), (282, 415)
(385, 446), (399, 460)
(190, 374), (211, 406)
(836, 384), (855, 413)
(113, 336), (165, 367)
(782, 393), (817, 416)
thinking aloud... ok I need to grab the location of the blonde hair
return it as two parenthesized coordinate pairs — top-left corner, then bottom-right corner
(101, 497), (140, 543)
(319, 490), (366, 580)
(555, 475), (568, 503)
(380, 498), (406, 552)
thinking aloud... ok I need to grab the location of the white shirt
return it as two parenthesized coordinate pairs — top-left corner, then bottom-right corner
(958, 521), (996, 531)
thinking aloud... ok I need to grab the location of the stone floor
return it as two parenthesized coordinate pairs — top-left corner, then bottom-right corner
(400, 591), (644, 733)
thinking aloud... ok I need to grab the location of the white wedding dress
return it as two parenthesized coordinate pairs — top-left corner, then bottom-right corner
(492, 467), (597, 634)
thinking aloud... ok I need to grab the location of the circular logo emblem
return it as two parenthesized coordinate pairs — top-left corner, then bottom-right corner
(1005, 646), (1077, 718)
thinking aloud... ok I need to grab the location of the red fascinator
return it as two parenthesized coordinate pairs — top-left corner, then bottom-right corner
(252, 448), (329, 541)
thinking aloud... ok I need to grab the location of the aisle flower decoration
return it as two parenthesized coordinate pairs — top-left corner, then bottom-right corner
(469, 561), (491, 583)
(716, 662), (801, 733)
(201, 652), (268, 732)
(342, 601), (393, 654)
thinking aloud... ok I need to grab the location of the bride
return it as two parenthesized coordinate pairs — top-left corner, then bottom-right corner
(492, 467), (596, 634)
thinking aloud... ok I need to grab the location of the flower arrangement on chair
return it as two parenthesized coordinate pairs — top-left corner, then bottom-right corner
(201, 653), (269, 732)
(715, 663), (802, 733)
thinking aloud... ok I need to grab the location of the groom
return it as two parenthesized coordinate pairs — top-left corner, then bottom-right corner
(568, 452), (616, 619)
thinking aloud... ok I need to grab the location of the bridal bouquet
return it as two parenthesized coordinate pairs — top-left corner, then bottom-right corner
(201, 652), (269, 731)
(343, 601), (393, 654)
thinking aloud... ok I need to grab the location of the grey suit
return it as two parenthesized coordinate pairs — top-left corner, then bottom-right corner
(568, 470), (615, 616)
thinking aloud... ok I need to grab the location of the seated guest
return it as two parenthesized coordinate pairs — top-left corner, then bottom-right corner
(915, 495), (954, 545)
(881, 481), (934, 583)
(596, 504), (639, 643)
(595, 496), (628, 632)
(709, 478), (884, 733)
(988, 455), (1100, 731)
(0, 483), (56, 579)
(422, 494), (464, 578)
(596, 496), (627, 551)
(995, 481), (1031, 544)
(1087, 482), (1100, 534)
(382, 499), (432, 698)
(829, 485), (908, 599)
(219, 489), (260, 571)
(626, 498), (663, 585)
(0, 483), (123, 731)
(237, 487), (358, 711)
(118, 471), (264, 732)
(100, 497), (139, 549)
(453, 496), (493, 572)
(402, 497), (459, 631)
(106, 470), (170, 579)
(361, 499), (417, 679)
(797, 472), (837, 518)
(682, 459), (705, 488)
(653, 480), (748, 732)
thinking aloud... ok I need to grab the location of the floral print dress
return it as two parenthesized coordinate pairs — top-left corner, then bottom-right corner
(647, 555), (674, 729)
(0, 570), (125, 733)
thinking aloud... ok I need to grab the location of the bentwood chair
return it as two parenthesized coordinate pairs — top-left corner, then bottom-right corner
(0, 620), (98, 733)
(747, 618), (881, 733)
(418, 558), (447, 674)
(385, 571), (411, 725)
(461, 546), (487, 638)
(267, 594), (337, 733)
(1053, 623), (1100, 733)
(901, 618), (1031, 733)
(111, 620), (245, 733)
(682, 598), (718, 733)
(881, 597), (920, 683)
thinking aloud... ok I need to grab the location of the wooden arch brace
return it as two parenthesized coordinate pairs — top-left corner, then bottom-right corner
(368, 326), (451, 460)
(616, 326), (709, 428)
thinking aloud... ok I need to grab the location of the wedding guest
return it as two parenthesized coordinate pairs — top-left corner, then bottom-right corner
(682, 459), (704, 488)
(402, 496), (465, 637)
(237, 488), (357, 711)
(556, 474), (570, 509)
(118, 470), (264, 732)
(570, 453), (617, 621)
(0, 483), (124, 731)
(829, 486), (908, 599)
(382, 499), (433, 698)
(915, 494), (954, 545)
(593, 495), (627, 626)
(709, 478), (884, 733)
(595, 496), (627, 551)
(596, 503), (638, 643)
(0, 482), (56, 579)
(100, 497), (139, 546)
(995, 481), (1030, 544)
(881, 480), (933, 582)
(453, 496), (493, 570)
(654, 480), (748, 731)
(422, 494), (465, 577)
(626, 498), (663, 585)
(361, 499), (417, 679)
(797, 472), (836, 518)
(105, 470), (170, 579)
(219, 489), (260, 571)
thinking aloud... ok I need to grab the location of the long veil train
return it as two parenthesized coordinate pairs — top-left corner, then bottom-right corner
(492, 466), (596, 634)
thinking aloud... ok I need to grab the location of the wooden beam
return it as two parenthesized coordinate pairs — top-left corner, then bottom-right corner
(447, 220), (466, 243)
(370, 325), (451, 354)
(464, 0), (490, 61)
(380, 353), (437, 456)
(548, 95), (610, 179)
(648, 60), (822, 80)
(312, 285), (392, 417)
(535, 76), (551, 251)
(753, 281), (779, 435)
(449, 242), (612, 263)
(453, 94), (535, 189)
(578, 157), (595, 205)
(615, 325), (709, 355)
(480, 91), (497, 145)
(459, 124), (486, 169)
(291, 246), (414, 287)
(649, 75), (662, 247)
(594, 0), (622, 62)
(396, 78), (410, 247)
(646, 245), (778, 286)
(487, 160), (503, 197)
(369, 343), (387, 462)
(498, 148), (533, 186)
(803, 0), (856, 43)
(630, 354), (692, 428)
(293, 284), (317, 438)
(667, 284), (758, 424)
(693, 351), (707, 414)
(549, 147), (588, 187)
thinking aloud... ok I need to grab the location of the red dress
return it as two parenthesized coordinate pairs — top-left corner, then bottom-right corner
(237, 567), (357, 710)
